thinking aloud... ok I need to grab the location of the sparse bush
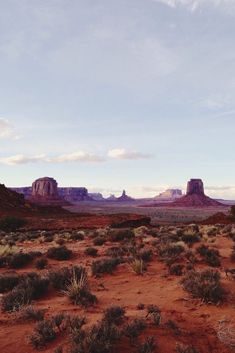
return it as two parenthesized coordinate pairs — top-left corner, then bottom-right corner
(181, 233), (201, 245)
(47, 246), (72, 261)
(139, 250), (153, 262)
(93, 237), (106, 246)
(106, 246), (125, 258)
(51, 313), (67, 331)
(35, 258), (48, 270)
(137, 303), (145, 310)
(103, 306), (125, 325)
(197, 245), (221, 267)
(20, 305), (45, 321)
(165, 320), (180, 335)
(146, 305), (161, 326)
(181, 269), (226, 304)
(29, 319), (56, 349)
(2, 272), (49, 311)
(92, 258), (120, 276)
(138, 336), (156, 353)
(9, 252), (33, 268)
(0, 272), (20, 293)
(70, 232), (85, 241)
(169, 264), (184, 276)
(124, 318), (146, 344)
(176, 343), (200, 353)
(108, 229), (134, 242)
(230, 246), (235, 262)
(0, 216), (27, 232)
(85, 247), (98, 257)
(130, 259), (146, 275)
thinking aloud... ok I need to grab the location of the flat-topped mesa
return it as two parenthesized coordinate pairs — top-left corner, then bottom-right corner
(187, 179), (205, 196)
(156, 189), (182, 199)
(32, 177), (59, 198)
(30, 177), (67, 205)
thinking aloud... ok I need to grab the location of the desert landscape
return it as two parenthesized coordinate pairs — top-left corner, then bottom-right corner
(0, 178), (235, 353)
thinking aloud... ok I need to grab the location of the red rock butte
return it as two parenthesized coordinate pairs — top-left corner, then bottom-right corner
(170, 179), (223, 207)
(30, 177), (67, 206)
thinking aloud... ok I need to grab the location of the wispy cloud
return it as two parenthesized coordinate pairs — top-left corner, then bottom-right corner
(48, 151), (105, 163)
(0, 154), (46, 165)
(108, 148), (152, 160)
(0, 118), (19, 139)
(154, 0), (235, 12)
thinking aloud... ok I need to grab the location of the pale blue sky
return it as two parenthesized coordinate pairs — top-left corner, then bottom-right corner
(0, 0), (235, 198)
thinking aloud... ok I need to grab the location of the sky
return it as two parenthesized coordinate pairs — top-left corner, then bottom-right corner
(0, 0), (235, 198)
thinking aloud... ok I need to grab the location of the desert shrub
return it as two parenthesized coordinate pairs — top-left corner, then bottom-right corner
(51, 313), (67, 331)
(108, 229), (134, 242)
(47, 246), (72, 261)
(124, 318), (146, 344)
(35, 258), (48, 270)
(138, 337), (156, 353)
(49, 266), (86, 290)
(8, 252), (33, 268)
(137, 303), (145, 310)
(181, 233), (201, 245)
(67, 314), (86, 339)
(0, 272), (20, 293)
(169, 264), (184, 276)
(106, 246), (125, 257)
(2, 272), (49, 311)
(181, 269), (226, 304)
(146, 305), (161, 326)
(176, 344), (200, 353)
(138, 250), (153, 262)
(43, 235), (54, 242)
(55, 238), (65, 246)
(0, 216), (27, 232)
(92, 258), (120, 276)
(93, 237), (106, 246)
(82, 320), (120, 353)
(103, 306), (125, 325)
(165, 320), (180, 335)
(54, 346), (63, 353)
(130, 259), (146, 275)
(29, 319), (56, 349)
(197, 245), (221, 267)
(230, 246), (235, 262)
(230, 205), (235, 219)
(20, 305), (45, 321)
(64, 270), (97, 307)
(159, 243), (184, 257)
(70, 232), (85, 241)
(85, 247), (98, 257)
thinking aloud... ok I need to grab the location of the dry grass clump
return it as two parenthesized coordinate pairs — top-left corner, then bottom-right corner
(20, 305), (45, 321)
(49, 266), (87, 290)
(146, 305), (161, 326)
(129, 258), (146, 275)
(0, 272), (20, 293)
(63, 270), (97, 307)
(176, 343), (200, 353)
(217, 319), (235, 348)
(138, 336), (156, 353)
(124, 318), (147, 344)
(103, 306), (125, 325)
(181, 269), (226, 304)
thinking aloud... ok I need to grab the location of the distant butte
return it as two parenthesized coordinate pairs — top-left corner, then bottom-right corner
(116, 190), (134, 202)
(170, 179), (222, 207)
(30, 177), (67, 206)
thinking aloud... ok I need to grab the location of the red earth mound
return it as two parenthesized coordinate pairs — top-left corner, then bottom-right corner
(170, 193), (223, 207)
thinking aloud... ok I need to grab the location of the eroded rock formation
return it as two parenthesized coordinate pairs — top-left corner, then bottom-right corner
(186, 179), (204, 196)
(117, 190), (134, 202)
(30, 177), (66, 205)
(156, 189), (182, 199)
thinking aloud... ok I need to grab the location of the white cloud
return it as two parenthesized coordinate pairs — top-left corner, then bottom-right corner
(48, 151), (105, 163)
(0, 118), (18, 139)
(0, 154), (45, 165)
(108, 148), (151, 160)
(154, 0), (235, 12)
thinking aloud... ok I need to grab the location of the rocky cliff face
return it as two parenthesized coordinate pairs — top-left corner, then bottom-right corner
(117, 190), (134, 202)
(186, 179), (204, 196)
(59, 187), (91, 202)
(32, 177), (58, 198)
